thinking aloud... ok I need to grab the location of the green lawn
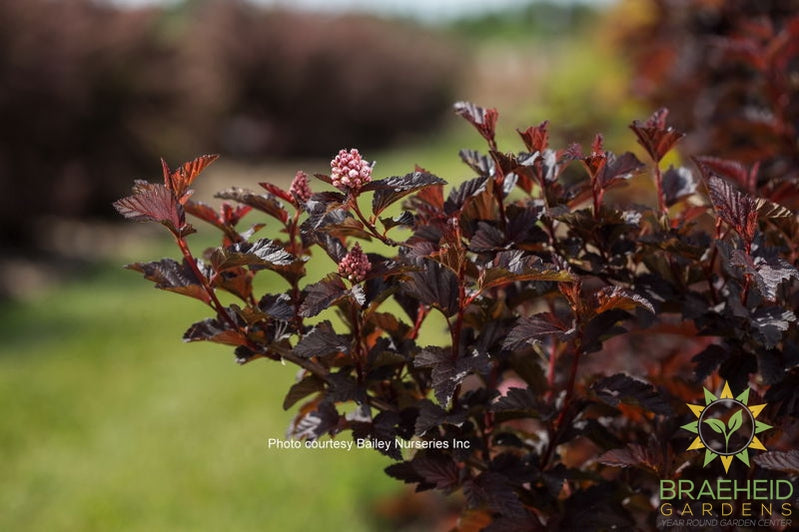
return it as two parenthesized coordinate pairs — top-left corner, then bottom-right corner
(0, 261), (405, 532)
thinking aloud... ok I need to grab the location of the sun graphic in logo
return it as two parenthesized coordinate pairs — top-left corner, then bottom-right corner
(683, 382), (772, 473)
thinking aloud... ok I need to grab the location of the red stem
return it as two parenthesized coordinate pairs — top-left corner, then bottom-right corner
(545, 340), (558, 401)
(350, 196), (401, 247)
(176, 236), (239, 332)
(286, 209), (305, 333)
(555, 346), (582, 430)
(542, 344), (582, 469)
(654, 164), (667, 216)
(350, 302), (365, 382)
(408, 304), (428, 340)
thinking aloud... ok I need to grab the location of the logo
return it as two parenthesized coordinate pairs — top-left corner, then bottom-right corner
(682, 381), (772, 473)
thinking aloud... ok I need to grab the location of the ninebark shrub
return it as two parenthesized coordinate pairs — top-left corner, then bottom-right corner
(115, 101), (799, 529)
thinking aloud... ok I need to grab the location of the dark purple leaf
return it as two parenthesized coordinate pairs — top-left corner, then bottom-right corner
(289, 401), (339, 440)
(559, 484), (635, 530)
(299, 274), (348, 317)
(754, 451), (799, 474)
(212, 266), (253, 301)
(454, 101), (498, 142)
(362, 172), (446, 216)
(258, 181), (295, 204)
(490, 151), (521, 179)
(304, 207), (371, 240)
(312, 173), (334, 186)
(483, 251), (573, 290)
(163, 154), (219, 199)
(445, 176), (488, 214)
(517, 120), (549, 152)
(380, 211), (415, 230)
(598, 443), (660, 473)
(662, 165), (698, 206)
(182, 200), (219, 227)
(293, 321), (349, 359)
(350, 283), (366, 307)
(215, 187), (288, 223)
(183, 315), (247, 346)
(730, 251), (799, 301)
(484, 515), (542, 532)
(307, 232), (347, 263)
(596, 152), (645, 188)
(505, 204), (546, 245)
(592, 374), (672, 415)
(463, 472), (527, 518)
(412, 452), (460, 492)
(582, 309), (630, 352)
(535, 147), (577, 184)
(126, 258), (210, 303)
(757, 349), (786, 385)
(707, 175), (759, 243)
(719, 352), (757, 394)
(459, 149), (495, 177)
(412, 399), (468, 437)
(306, 191), (347, 212)
(210, 238), (295, 272)
(183, 200), (241, 242)
(385, 461), (425, 485)
(326, 371), (363, 403)
(351, 411), (402, 459)
(629, 108), (684, 162)
(414, 400), (448, 436)
(258, 293), (294, 321)
(755, 197), (793, 219)
(469, 221), (506, 252)
(503, 313), (573, 350)
(414, 347), (490, 405)
(404, 182), (445, 221)
(694, 156), (755, 192)
(692, 344), (728, 382)
(490, 388), (549, 420)
(750, 306), (796, 349)
(114, 183), (190, 236)
(404, 260), (459, 317)
(283, 375), (324, 410)
(594, 286), (655, 315)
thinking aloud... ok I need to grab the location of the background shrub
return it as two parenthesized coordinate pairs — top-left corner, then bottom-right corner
(619, 0), (799, 193)
(0, 0), (461, 244)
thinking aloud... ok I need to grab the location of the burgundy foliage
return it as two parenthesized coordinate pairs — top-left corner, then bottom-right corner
(116, 100), (799, 529)
(622, 0), (799, 200)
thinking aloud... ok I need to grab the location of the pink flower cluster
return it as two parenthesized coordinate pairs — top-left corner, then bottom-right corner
(330, 148), (372, 190)
(338, 242), (371, 282)
(289, 170), (312, 203)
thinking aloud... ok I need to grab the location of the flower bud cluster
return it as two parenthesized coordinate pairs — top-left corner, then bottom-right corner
(330, 148), (372, 190)
(289, 171), (312, 203)
(338, 242), (371, 282)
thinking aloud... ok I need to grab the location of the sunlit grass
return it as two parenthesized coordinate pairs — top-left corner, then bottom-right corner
(0, 263), (402, 532)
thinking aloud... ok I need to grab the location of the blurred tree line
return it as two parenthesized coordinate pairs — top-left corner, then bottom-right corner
(0, 0), (462, 245)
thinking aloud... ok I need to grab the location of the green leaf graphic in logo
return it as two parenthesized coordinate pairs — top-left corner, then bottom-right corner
(702, 409), (744, 453)
(727, 409), (743, 435)
(703, 418), (725, 434)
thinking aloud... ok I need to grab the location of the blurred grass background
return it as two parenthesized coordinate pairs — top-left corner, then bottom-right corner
(0, 0), (651, 530)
